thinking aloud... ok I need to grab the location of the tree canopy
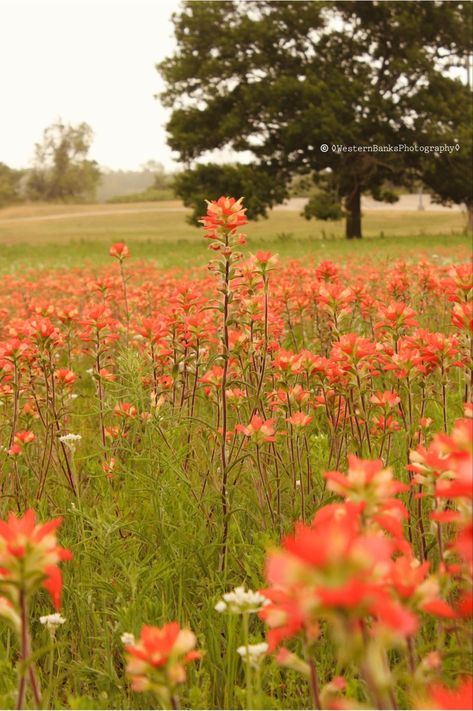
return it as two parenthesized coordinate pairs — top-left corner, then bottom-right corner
(27, 121), (101, 203)
(411, 77), (473, 230)
(0, 163), (24, 208)
(159, 0), (472, 236)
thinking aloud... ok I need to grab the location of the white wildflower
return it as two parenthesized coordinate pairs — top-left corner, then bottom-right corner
(40, 613), (66, 633)
(215, 586), (270, 614)
(59, 433), (81, 444)
(237, 642), (268, 668)
(59, 433), (82, 453)
(120, 632), (136, 646)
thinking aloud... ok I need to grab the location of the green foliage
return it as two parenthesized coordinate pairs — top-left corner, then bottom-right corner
(0, 163), (24, 208)
(288, 174), (316, 198)
(370, 186), (399, 204)
(159, 1), (472, 236)
(410, 78), (473, 230)
(26, 121), (101, 203)
(173, 163), (288, 225)
(303, 191), (343, 221)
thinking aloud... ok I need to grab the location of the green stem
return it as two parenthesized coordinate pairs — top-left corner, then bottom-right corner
(242, 613), (253, 710)
(43, 643), (55, 709)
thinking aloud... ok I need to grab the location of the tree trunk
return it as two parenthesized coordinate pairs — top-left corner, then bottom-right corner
(345, 186), (362, 239)
(466, 203), (473, 234)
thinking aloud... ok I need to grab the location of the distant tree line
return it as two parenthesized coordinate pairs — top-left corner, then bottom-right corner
(98, 161), (175, 202)
(0, 121), (100, 207)
(0, 123), (176, 208)
(0, 163), (24, 208)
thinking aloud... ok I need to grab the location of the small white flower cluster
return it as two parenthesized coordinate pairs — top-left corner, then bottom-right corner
(215, 586), (270, 614)
(237, 642), (268, 668)
(39, 613), (66, 633)
(59, 433), (82, 453)
(120, 632), (135, 645)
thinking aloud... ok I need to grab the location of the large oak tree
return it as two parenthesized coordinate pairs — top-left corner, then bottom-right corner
(159, 0), (472, 237)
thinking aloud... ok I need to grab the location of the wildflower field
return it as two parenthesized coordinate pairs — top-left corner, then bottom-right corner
(0, 198), (472, 710)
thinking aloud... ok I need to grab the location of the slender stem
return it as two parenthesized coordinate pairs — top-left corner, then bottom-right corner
(219, 252), (231, 573)
(407, 636), (417, 674)
(95, 336), (107, 449)
(254, 278), (269, 407)
(242, 613), (253, 710)
(359, 622), (389, 710)
(119, 259), (130, 344)
(9, 361), (20, 448)
(16, 589), (42, 710)
(417, 488), (427, 562)
(29, 664), (42, 709)
(43, 643), (55, 709)
(308, 657), (321, 710)
(256, 445), (276, 527)
(441, 377), (448, 433)
(16, 590), (28, 710)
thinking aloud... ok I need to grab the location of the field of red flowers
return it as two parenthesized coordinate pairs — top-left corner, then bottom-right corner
(0, 198), (472, 710)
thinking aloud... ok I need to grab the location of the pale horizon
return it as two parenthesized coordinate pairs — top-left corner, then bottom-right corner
(0, 0), (181, 172)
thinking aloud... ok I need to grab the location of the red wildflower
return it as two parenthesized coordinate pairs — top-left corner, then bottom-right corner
(254, 250), (278, 269)
(375, 301), (419, 333)
(451, 301), (473, 332)
(286, 412), (313, 427)
(109, 242), (130, 260)
(14, 431), (35, 445)
(417, 677), (473, 710)
(369, 390), (401, 408)
(114, 402), (138, 419)
(325, 455), (408, 514)
(0, 510), (72, 610)
(258, 588), (306, 652)
(54, 368), (77, 386)
(236, 415), (276, 443)
(125, 622), (200, 696)
(199, 196), (248, 234)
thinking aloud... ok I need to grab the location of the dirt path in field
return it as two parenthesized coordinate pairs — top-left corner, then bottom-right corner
(0, 205), (188, 225)
(0, 194), (462, 225)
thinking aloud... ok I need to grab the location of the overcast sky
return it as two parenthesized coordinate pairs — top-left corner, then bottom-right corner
(0, 0), (181, 171)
